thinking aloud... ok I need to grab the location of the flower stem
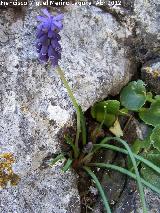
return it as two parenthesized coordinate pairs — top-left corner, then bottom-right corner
(55, 66), (81, 156)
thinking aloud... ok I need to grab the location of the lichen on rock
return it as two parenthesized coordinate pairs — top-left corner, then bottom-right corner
(0, 153), (20, 189)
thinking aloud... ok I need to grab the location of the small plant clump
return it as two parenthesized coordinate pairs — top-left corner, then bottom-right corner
(50, 78), (160, 213)
(91, 80), (160, 190)
(0, 153), (20, 189)
(34, 9), (160, 213)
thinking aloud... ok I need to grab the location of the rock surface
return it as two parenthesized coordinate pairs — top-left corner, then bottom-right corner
(94, 0), (160, 63)
(0, 2), (135, 213)
(134, 0), (160, 62)
(61, 5), (136, 110)
(141, 58), (160, 94)
(114, 181), (160, 213)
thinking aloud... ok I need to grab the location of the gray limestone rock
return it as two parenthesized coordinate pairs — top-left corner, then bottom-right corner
(114, 182), (160, 213)
(93, 0), (160, 62)
(0, 2), (137, 213)
(134, 0), (160, 62)
(141, 58), (160, 94)
(61, 5), (136, 110)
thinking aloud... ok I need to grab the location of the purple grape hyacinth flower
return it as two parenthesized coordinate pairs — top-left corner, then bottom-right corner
(36, 8), (63, 67)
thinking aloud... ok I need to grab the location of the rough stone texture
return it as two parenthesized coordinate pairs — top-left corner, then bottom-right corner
(123, 116), (149, 144)
(94, 0), (160, 63)
(134, 0), (160, 62)
(0, 2), (135, 213)
(114, 182), (160, 213)
(61, 5), (135, 110)
(96, 187), (160, 213)
(141, 58), (160, 94)
(93, 152), (126, 213)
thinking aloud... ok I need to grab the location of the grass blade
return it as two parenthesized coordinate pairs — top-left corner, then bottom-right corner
(97, 137), (147, 213)
(65, 135), (79, 158)
(83, 166), (112, 213)
(94, 143), (160, 174)
(50, 154), (65, 165)
(89, 163), (160, 194)
(79, 106), (87, 145)
(62, 158), (73, 172)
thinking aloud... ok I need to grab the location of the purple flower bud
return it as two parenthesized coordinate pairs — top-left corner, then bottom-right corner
(36, 8), (63, 67)
(39, 53), (49, 62)
(41, 45), (48, 55)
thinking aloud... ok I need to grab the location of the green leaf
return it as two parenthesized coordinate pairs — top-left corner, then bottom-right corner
(139, 100), (160, 126)
(144, 150), (160, 166)
(141, 167), (160, 189)
(146, 92), (154, 102)
(50, 154), (65, 165)
(150, 125), (160, 151)
(120, 80), (146, 111)
(141, 151), (160, 189)
(132, 139), (144, 154)
(104, 100), (120, 114)
(91, 100), (120, 127)
(128, 128), (153, 171)
(83, 166), (112, 213)
(103, 114), (116, 127)
(154, 95), (160, 101)
(62, 158), (73, 172)
(79, 106), (87, 145)
(89, 162), (160, 194)
(93, 142), (160, 174)
(118, 108), (129, 116)
(128, 139), (145, 171)
(98, 137), (147, 212)
(131, 127), (153, 154)
(64, 135), (79, 158)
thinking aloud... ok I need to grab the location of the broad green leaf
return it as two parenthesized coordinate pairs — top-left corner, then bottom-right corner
(91, 100), (120, 127)
(146, 92), (153, 102)
(104, 100), (120, 114)
(144, 150), (160, 166)
(154, 95), (160, 101)
(141, 151), (160, 189)
(141, 166), (160, 189)
(139, 100), (160, 127)
(132, 139), (144, 154)
(150, 125), (160, 151)
(120, 80), (146, 111)
(103, 114), (116, 127)
(132, 127), (153, 153)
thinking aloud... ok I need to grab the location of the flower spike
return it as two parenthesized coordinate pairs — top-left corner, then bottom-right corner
(36, 8), (63, 67)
